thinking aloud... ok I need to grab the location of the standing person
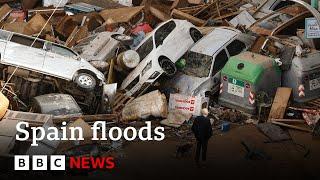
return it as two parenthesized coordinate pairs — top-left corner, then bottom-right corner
(192, 108), (212, 166)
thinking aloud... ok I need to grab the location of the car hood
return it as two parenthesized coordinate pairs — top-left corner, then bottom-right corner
(167, 72), (207, 95)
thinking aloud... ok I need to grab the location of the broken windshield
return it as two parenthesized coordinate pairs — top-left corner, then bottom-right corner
(182, 51), (213, 78)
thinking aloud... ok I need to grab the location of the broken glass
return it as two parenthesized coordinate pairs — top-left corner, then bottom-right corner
(182, 51), (213, 78)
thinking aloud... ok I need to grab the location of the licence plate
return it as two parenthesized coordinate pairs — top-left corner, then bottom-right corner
(310, 77), (320, 90)
(227, 78), (245, 97)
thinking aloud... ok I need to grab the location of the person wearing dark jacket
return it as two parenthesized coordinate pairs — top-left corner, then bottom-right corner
(192, 108), (212, 166)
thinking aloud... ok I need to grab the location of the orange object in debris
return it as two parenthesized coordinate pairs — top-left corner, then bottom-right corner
(0, 92), (9, 119)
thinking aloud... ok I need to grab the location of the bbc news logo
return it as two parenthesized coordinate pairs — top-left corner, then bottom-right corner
(14, 155), (115, 170)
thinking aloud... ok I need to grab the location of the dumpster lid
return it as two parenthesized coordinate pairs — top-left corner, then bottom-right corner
(292, 51), (320, 72)
(222, 52), (276, 84)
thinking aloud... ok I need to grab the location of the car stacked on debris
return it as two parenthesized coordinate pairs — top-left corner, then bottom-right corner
(0, 29), (105, 91)
(165, 27), (255, 99)
(120, 19), (203, 97)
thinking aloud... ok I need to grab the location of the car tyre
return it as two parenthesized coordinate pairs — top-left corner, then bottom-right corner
(74, 73), (96, 91)
(112, 34), (134, 46)
(159, 58), (177, 76)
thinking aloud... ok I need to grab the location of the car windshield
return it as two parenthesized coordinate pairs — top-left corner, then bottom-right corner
(258, 13), (293, 30)
(182, 51), (213, 78)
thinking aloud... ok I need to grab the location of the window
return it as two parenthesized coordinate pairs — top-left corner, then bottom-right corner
(136, 37), (153, 60)
(227, 40), (246, 56)
(190, 28), (203, 42)
(10, 35), (44, 49)
(213, 50), (228, 74)
(0, 31), (10, 40)
(155, 21), (176, 47)
(51, 44), (77, 58)
(182, 51), (213, 78)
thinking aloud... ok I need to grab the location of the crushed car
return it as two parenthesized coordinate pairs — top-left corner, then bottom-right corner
(73, 31), (133, 63)
(120, 19), (203, 97)
(164, 27), (255, 99)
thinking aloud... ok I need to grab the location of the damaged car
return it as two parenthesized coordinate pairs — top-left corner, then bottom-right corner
(250, 4), (311, 36)
(120, 19), (203, 97)
(73, 31), (133, 63)
(0, 29), (105, 91)
(165, 27), (255, 98)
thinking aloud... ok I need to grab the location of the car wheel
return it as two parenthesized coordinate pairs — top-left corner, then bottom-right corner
(190, 28), (203, 42)
(74, 73), (96, 91)
(159, 58), (177, 76)
(112, 34), (134, 45)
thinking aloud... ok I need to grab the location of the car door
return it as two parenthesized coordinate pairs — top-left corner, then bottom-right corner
(44, 42), (81, 80)
(3, 34), (45, 71)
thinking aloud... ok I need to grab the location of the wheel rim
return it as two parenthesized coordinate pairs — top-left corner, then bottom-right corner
(78, 74), (93, 87)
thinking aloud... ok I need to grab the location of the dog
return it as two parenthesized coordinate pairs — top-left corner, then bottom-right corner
(175, 143), (193, 158)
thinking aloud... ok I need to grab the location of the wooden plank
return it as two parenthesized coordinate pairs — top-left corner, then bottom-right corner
(268, 87), (292, 121)
(171, 9), (205, 26)
(150, 6), (171, 21)
(99, 6), (144, 23)
(271, 121), (312, 132)
(250, 36), (267, 53)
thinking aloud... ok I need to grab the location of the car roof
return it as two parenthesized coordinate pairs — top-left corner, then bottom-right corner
(0, 29), (75, 51)
(189, 27), (239, 56)
(134, 19), (190, 50)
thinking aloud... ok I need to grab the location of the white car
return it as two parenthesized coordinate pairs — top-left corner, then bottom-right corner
(120, 19), (203, 97)
(0, 29), (105, 90)
(165, 27), (255, 98)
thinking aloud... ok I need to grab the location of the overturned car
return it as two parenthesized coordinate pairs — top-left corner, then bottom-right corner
(0, 29), (106, 91)
(120, 19), (203, 97)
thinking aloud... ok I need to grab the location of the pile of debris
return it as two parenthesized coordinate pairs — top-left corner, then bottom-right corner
(0, 0), (319, 165)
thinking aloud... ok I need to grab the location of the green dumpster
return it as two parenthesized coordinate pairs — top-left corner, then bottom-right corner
(218, 51), (281, 114)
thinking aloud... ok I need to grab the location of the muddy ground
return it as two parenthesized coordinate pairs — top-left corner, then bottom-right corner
(104, 124), (320, 179)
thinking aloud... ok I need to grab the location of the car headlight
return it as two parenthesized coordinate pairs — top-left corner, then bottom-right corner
(142, 61), (152, 77)
(149, 71), (160, 80)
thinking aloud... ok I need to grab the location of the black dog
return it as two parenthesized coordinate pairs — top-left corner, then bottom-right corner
(176, 143), (193, 158)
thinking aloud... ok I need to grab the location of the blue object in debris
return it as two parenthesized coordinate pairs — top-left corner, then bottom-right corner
(221, 122), (230, 132)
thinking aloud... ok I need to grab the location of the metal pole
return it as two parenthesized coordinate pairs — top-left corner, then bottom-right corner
(289, 0), (320, 29)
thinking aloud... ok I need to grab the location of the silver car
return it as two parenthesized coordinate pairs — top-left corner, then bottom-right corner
(0, 29), (105, 90)
(165, 27), (255, 98)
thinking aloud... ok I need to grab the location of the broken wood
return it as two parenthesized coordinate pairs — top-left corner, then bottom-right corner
(99, 6), (144, 23)
(271, 121), (312, 133)
(268, 87), (292, 121)
(150, 6), (170, 21)
(171, 9), (205, 26)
